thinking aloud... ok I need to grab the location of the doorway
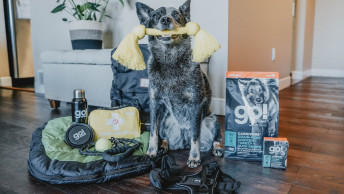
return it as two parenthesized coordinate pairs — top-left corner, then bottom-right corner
(2, 0), (34, 91)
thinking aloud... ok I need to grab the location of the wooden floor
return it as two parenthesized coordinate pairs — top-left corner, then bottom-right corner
(0, 77), (343, 193)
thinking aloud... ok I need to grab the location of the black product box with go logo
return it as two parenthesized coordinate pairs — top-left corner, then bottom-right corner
(263, 137), (289, 169)
(224, 72), (280, 161)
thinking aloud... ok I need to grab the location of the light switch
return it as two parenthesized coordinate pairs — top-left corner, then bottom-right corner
(272, 48), (276, 61)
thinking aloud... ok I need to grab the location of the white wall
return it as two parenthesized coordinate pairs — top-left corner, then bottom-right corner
(30, 0), (228, 104)
(312, 0), (344, 77)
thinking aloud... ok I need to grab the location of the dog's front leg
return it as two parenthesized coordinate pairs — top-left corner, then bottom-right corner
(268, 116), (277, 136)
(187, 107), (202, 168)
(147, 99), (162, 157)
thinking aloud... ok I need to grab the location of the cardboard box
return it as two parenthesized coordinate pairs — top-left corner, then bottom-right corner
(224, 72), (280, 161)
(263, 137), (289, 169)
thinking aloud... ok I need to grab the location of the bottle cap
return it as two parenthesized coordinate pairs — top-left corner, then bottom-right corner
(74, 89), (85, 98)
(65, 123), (94, 148)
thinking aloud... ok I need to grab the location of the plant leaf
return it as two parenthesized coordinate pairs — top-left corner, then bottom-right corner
(62, 18), (68, 22)
(87, 13), (92, 20)
(51, 4), (66, 13)
(105, 14), (112, 19)
(87, 3), (101, 12)
(76, 5), (84, 16)
(93, 12), (97, 21)
(79, 3), (86, 13)
(118, 0), (124, 6)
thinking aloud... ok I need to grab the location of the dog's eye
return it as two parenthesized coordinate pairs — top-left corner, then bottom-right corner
(172, 11), (179, 19)
(152, 13), (157, 19)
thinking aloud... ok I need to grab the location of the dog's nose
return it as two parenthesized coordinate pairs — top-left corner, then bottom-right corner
(160, 16), (172, 26)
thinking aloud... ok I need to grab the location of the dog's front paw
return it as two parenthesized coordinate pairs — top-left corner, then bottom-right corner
(268, 128), (276, 136)
(213, 142), (223, 157)
(187, 158), (201, 168)
(161, 140), (169, 154)
(146, 147), (157, 157)
(213, 146), (224, 157)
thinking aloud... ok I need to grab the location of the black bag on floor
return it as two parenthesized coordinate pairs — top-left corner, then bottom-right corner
(150, 156), (241, 194)
(28, 119), (162, 184)
(110, 44), (151, 112)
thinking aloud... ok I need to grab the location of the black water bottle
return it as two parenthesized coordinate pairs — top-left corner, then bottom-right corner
(72, 89), (88, 123)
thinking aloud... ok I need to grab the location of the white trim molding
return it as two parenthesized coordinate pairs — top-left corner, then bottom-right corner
(34, 82), (45, 94)
(304, 69), (312, 78)
(279, 76), (291, 91)
(210, 98), (226, 116)
(0, 77), (12, 87)
(291, 69), (312, 84)
(312, 68), (344, 78)
(291, 71), (304, 80)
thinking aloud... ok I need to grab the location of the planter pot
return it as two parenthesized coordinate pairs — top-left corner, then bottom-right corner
(69, 21), (103, 50)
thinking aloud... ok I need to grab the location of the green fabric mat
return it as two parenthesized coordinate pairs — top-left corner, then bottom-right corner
(42, 116), (150, 163)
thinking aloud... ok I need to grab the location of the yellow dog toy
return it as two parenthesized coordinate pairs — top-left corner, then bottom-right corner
(112, 22), (221, 70)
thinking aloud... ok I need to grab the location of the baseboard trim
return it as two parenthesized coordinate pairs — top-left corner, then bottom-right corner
(304, 69), (312, 78)
(291, 69), (311, 84)
(312, 68), (344, 78)
(0, 77), (12, 87)
(279, 76), (291, 91)
(34, 82), (45, 94)
(291, 71), (304, 80)
(210, 98), (225, 116)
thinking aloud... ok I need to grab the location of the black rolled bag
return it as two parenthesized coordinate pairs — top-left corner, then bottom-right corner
(28, 117), (161, 184)
(110, 44), (151, 113)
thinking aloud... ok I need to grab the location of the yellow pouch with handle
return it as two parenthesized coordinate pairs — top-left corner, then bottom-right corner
(88, 106), (141, 140)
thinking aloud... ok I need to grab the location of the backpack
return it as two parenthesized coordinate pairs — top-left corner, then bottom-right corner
(110, 44), (151, 112)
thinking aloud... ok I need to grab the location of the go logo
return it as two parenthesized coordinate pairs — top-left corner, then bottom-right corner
(75, 110), (87, 119)
(234, 104), (267, 124)
(73, 129), (86, 140)
(269, 146), (284, 154)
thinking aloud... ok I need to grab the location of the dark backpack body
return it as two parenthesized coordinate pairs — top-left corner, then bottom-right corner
(110, 44), (151, 112)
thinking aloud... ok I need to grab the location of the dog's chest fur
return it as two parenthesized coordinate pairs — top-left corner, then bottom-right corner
(147, 43), (205, 104)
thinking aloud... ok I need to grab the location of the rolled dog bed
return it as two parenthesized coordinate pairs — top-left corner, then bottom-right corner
(28, 117), (160, 184)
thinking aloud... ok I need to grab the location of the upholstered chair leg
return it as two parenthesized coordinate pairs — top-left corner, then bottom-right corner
(48, 99), (60, 109)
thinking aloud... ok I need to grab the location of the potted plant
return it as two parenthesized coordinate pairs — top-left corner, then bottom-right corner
(51, 0), (124, 50)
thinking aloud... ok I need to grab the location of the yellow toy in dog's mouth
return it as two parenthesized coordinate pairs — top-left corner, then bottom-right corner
(112, 22), (221, 71)
(157, 34), (180, 41)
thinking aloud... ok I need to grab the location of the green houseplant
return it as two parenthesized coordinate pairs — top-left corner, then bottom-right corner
(51, 0), (124, 50)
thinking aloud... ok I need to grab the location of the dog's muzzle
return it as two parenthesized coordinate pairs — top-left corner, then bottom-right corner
(156, 17), (182, 44)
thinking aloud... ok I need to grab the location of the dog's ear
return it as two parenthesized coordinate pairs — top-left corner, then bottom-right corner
(136, 2), (153, 26)
(260, 80), (270, 101)
(179, 0), (191, 22)
(238, 79), (250, 96)
(238, 79), (249, 87)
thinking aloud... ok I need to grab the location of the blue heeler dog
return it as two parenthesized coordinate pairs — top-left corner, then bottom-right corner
(136, 0), (223, 168)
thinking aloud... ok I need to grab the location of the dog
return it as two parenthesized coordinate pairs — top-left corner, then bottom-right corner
(135, 0), (222, 168)
(238, 79), (279, 137)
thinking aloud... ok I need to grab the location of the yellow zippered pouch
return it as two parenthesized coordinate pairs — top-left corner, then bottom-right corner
(88, 106), (141, 140)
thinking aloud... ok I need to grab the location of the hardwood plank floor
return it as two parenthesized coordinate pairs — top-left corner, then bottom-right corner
(0, 76), (343, 193)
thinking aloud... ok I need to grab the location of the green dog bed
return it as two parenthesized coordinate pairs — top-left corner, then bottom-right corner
(28, 117), (161, 184)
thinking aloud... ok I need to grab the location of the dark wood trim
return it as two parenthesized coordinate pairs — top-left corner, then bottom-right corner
(11, 77), (34, 86)
(0, 86), (34, 92)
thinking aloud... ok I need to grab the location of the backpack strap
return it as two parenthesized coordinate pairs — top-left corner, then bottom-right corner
(149, 156), (241, 194)
(79, 138), (141, 163)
